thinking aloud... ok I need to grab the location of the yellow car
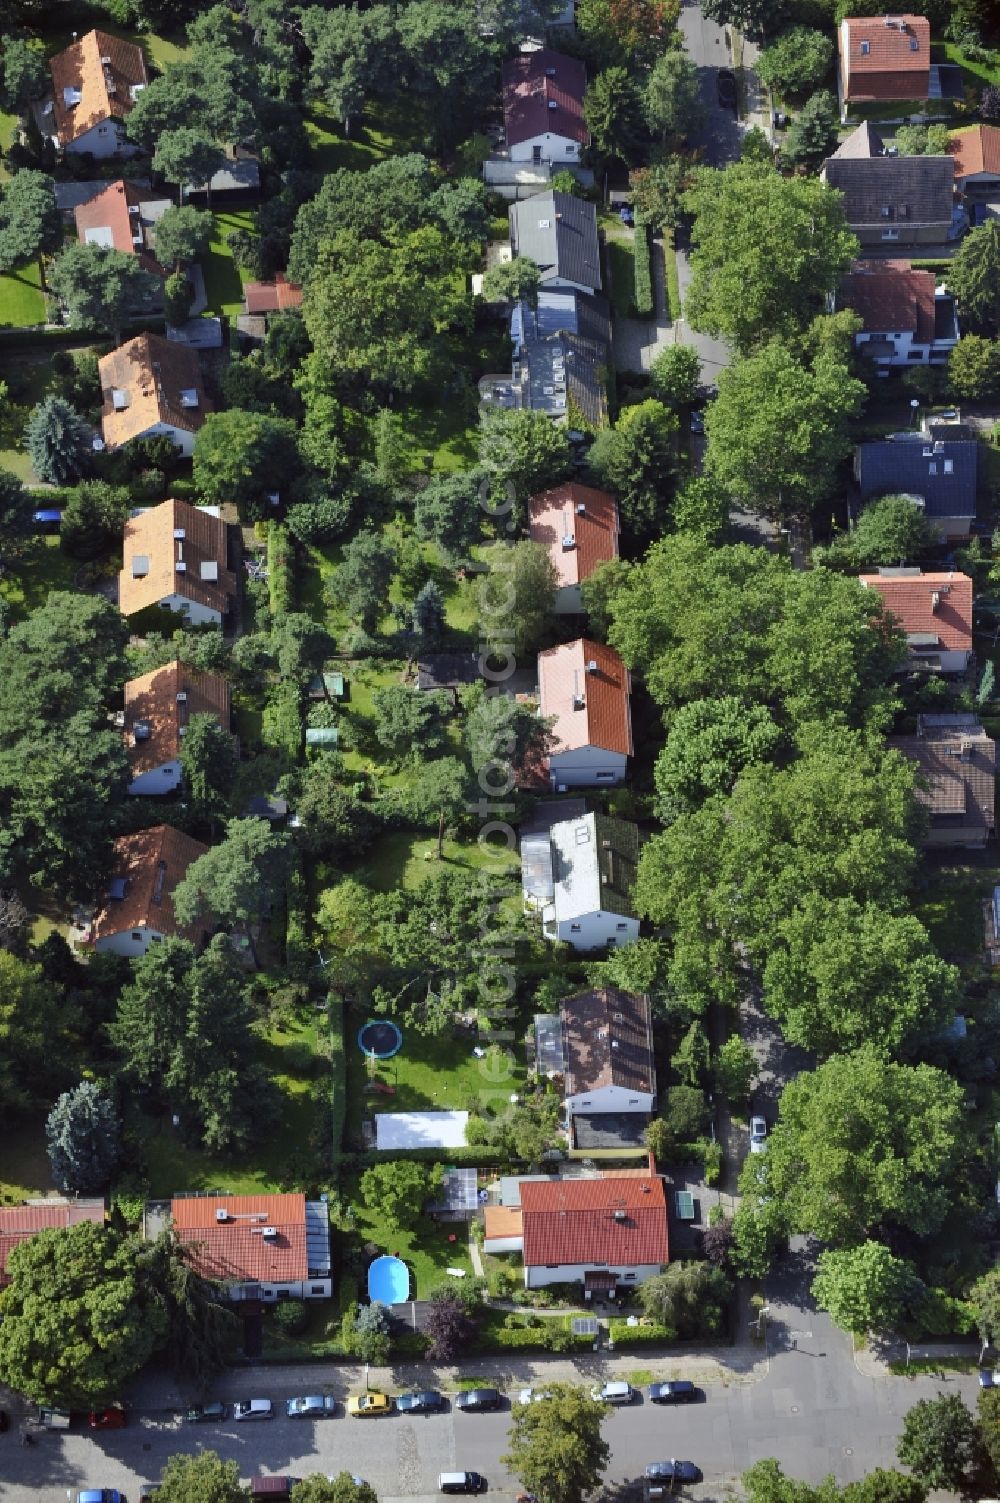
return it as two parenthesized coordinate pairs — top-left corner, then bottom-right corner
(347, 1393), (393, 1418)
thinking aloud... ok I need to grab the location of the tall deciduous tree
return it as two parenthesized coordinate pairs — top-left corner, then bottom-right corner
(705, 339), (866, 521)
(684, 164), (858, 352)
(360, 1160), (443, 1229)
(811, 1241), (922, 1334)
(194, 410), (301, 523)
(815, 495), (934, 571)
(299, 4), (399, 135)
(588, 399), (677, 544)
(970, 1267), (1000, 1344)
(502, 1382), (610, 1503)
(476, 540), (558, 652)
(643, 52), (704, 142)
(414, 468), (487, 563)
(478, 408), (573, 513)
(0, 1222), (167, 1407)
(48, 242), (159, 344)
(949, 335), (1000, 399)
(638, 1261), (731, 1337)
(153, 129), (226, 207)
(756, 1046), (965, 1245)
(482, 256), (542, 308)
(332, 531), (396, 635)
(179, 714), (237, 822)
(408, 756), (469, 858)
(154, 1451), (247, 1503)
(371, 684), (451, 764)
(897, 1395), (979, 1493)
(154, 204), (213, 269)
(0, 169), (61, 273)
(0, 950), (76, 1124)
(0, 39), (48, 111)
(755, 27), (834, 96)
(584, 67), (645, 163)
(653, 696), (781, 821)
(46, 1082), (120, 1194)
(0, 468), (34, 547)
(172, 819), (289, 933)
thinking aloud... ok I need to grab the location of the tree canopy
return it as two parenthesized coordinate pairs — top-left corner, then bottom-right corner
(502, 1383), (611, 1503)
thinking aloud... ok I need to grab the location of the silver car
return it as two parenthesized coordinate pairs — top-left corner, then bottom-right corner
(749, 1116), (768, 1153)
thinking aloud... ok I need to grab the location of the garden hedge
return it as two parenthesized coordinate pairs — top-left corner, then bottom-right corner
(329, 994), (347, 1183)
(267, 522), (295, 617)
(633, 218), (654, 318)
(607, 1319), (677, 1346)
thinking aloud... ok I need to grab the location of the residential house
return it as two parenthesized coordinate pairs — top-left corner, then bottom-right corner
(522, 809), (641, 950)
(556, 987), (656, 1116)
(501, 49), (588, 166)
(859, 568), (973, 671)
(91, 824), (209, 958)
(821, 152), (958, 246)
(0, 1201), (105, 1287)
(828, 120), (889, 160)
(520, 1172), (668, 1290)
(123, 660), (231, 795)
(47, 29), (148, 158)
(529, 482), (619, 611)
(73, 180), (171, 279)
(481, 288), (610, 423)
(839, 15), (931, 106)
(889, 713), (996, 847)
(950, 125), (1000, 192)
(536, 637), (632, 787)
(119, 498), (235, 626)
(483, 1204), (525, 1255)
(855, 429), (978, 537)
(186, 150), (261, 204)
(98, 333), (209, 456)
(840, 259), (958, 366)
(165, 1193), (332, 1302)
(509, 192), (602, 293)
(243, 275), (304, 316)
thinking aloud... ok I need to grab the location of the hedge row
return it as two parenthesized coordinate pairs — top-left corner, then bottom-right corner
(607, 1319), (676, 1346)
(284, 846), (311, 978)
(478, 1313), (595, 1354)
(262, 677), (302, 756)
(341, 1147), (512, 1169)
(633, 219), (654, 318)
(329, 994), (347, 1184)
(267, 522), (295, 617)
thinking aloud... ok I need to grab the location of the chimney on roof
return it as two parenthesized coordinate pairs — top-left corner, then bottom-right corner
(932, 590), (941, 611)
(572, 670), (585, 710)
(586, 658), (598, 674)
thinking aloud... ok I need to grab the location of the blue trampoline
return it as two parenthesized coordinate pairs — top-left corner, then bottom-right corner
(358, 1020), (403, 1059)
(368, 1254), (410, 1304)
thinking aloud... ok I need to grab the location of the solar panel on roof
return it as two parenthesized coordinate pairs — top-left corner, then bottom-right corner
(674, 1190), (695, 1220)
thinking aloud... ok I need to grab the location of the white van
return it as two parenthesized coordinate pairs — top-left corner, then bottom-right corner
(591, 1381), (634, 1405)
(233, 1399), (273, 1422)
(439, 1473), (486, 1494)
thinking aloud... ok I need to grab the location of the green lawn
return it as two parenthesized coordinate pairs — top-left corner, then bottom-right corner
(0, 109), (19, 183)
(349, 1188), (474, 1299)
(0, 1117), (57, 1202)
(202, 211), (256, 318)
(605, 237), (636, 319)
(134, 1010), (331, 1198)
(399, 401), (480, 473)
(915, 861), (999, 965)
(0, 259), (46, 328)
(938, 41), (1000, 90)
(356, 830), (519, 894)
(0, 537), (78, 619)
(304, 100), (423, 174)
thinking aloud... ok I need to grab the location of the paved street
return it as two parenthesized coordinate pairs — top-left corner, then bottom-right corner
(2, 1287), (982, 1503)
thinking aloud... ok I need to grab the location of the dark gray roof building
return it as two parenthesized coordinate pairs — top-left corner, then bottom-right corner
(509, 191), (602, 292)
(856, 431), (977, 521)
(821, 154), (957, 242)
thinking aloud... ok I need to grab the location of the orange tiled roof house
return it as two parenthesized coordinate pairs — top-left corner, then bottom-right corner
(99, 333), (208, 457)
(537, 638), (633, 788)
(119, 499), (235, 627)
(92, 824), (209, 958)
(528, 483), (619, 614)
(164, 1193), (332, 1302)
(839, 14), (931, 105)
(124, 661), (232, 795)
(520, 1173), (668, 1289)
(47, 29), (148, 158)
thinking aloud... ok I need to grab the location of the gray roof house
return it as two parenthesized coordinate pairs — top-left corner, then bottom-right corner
(821, 154), (959, 246)
(829, 120), (886, 159)
(509, 191), (602, 293)
(480, 287), (611, 424)
(523, 810), (641, 952)
(856, 429), (978, 536)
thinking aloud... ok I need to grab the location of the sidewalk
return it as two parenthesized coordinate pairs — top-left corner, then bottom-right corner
(853, 1339), (980, 1379)
(125, 1340), (770, 1412)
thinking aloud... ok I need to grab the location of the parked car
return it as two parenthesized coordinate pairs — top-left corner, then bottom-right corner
(591, 1381), (634, 1405)
(646, 1461), (703, 1484)
(185, 1402), (227, 1422)
(649, 1381), (698, 1404)
(250, 1479), (294, 1498)
(395, 1391), (444, 1415)
(75, 1493), (124, 1503)
(286, 1396), (336, 1419)
(717, 69), (737, 109)
(981, 1369), (998, 1388)
(454, 1388), (502, 1412)
(619, 206), (634, 226)
(749, 1115), (768, 1153)
(347, 1393), (393, 1417)
(689, 410), (705, 435)
(233, 1399), (273, 1422)
(517, 1388), (552, 1405)
(439, 1473), (487, 1494)
(88, 1408), (126, 1430)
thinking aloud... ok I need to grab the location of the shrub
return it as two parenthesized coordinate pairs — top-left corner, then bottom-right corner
(633, 219), (654, 317)
(268, 522), (295, 617)
(272, 1298), (309, 1335)
(607, 1319), (677, 1345)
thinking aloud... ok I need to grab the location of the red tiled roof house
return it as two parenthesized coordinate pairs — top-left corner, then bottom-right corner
(841, 260), (958, 367)
(48, 29), (148, 158)
(124, 660), (232, 795)
(74, 179), (167, 279)
(92, 824), (210, 958)
(860, 569), (973, 673)
(169, 1192), (332, 1302)
(537, 638), (632, 789)
(839, 15), (931, 105)
(950, 125), (1000, 191)
(528, 483), (619, 613)
(0, 1201), (105, 1288)
(520, 1173), (668, 1290)
(502, 48), (588, 166)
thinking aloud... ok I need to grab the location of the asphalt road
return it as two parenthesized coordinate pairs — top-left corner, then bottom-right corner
(2, 1281), (983, 1503)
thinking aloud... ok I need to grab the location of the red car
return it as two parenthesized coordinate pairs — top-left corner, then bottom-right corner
(88, 1407), (126, 1430)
